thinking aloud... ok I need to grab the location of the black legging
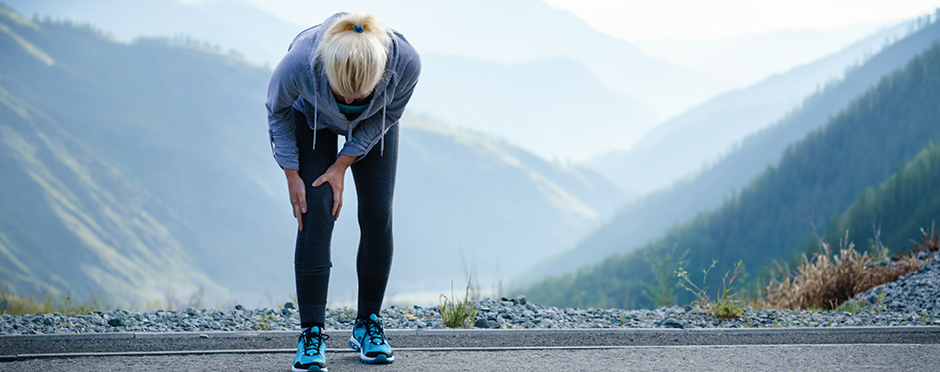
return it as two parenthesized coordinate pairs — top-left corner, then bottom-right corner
(292, 108), (397, 327)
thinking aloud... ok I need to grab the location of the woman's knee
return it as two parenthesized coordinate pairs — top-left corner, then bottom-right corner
(304, 182), (335, 217)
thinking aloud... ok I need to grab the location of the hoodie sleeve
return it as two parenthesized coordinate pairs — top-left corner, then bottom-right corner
(338, 51), (421, 160)
(266, 53), (303, 171)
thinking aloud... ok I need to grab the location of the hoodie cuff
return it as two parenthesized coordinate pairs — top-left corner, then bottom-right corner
(275, 156), (300, 171)
(338, 142), (366, 160)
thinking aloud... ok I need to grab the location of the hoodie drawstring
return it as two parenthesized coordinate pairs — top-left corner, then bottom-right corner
(380, 91), (387, 156)
(312, 100), (318, 150)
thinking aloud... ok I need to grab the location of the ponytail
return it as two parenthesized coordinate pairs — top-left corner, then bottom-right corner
(316, 13), (391, 98)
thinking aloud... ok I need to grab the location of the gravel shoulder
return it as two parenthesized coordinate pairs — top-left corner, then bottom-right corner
(4, 251), (938, 336)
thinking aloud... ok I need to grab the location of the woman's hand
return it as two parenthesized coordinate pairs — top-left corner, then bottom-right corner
(312, 155), (356, 221)
(284, 169), (307, 231)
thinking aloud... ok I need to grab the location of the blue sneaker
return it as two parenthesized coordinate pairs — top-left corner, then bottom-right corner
(349, 314), (394, 364)
(292, 326), (329, 372)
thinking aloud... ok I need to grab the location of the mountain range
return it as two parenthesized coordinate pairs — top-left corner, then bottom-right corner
(588, 18), (926, 194)
(520, 16), (940, 284)
(5, 0), (935, 310)
(525, 38), (940, 308)
(408, 54), (656, 161)
(4, 0), (720, 162)
(225, 0), (727, 120)
(10, 0), (908, 165)
(0, 5), (624, 306)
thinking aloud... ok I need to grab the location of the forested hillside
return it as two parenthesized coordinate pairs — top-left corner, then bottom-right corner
(523, 18), (940, 283)
(524, 42), (940, 309)
(824, 143), (940, 252)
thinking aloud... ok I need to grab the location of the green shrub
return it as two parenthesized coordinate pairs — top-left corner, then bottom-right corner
(677, 260), (745, 318)
(254, 312), (275, 331)
(439, 281), (477, 329)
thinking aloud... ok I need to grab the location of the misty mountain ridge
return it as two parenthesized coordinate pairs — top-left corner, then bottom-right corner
(0, 90), (226, 305)
(3, 0), (299, 68)
(5, 0), (932, 308)
(2, 0), (659, 162)
(231, 0), (729, 119)
(523, 13), (940, 284)
(409, 54), (657, 162)
(588, 14), (936, 195)
(11, 0), (917, 165)
(525, 39), (940, 309)
(0, 6), (624, 306)
(384, 115), (628, 297)
(0, 7), (223, 304)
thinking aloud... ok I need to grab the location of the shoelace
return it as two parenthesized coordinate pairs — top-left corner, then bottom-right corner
(301, 329), (330, 355)
(363, 319), (387, 345)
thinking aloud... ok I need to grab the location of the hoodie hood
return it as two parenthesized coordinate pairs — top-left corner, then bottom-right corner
(266, 12), (421, 169)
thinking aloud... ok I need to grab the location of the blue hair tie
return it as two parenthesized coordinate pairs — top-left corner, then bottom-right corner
(353, 26), (364, 33)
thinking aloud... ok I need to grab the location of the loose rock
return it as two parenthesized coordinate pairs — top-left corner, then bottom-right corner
(1, 252), (936, 335)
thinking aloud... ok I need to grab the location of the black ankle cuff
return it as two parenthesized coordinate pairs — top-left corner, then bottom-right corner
(356, 313), (378, 321)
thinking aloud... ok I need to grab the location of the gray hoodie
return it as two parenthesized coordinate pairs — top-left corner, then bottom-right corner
(266, 13), (421, 170)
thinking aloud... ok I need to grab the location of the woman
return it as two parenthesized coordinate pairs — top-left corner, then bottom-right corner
(266, 12), (420, 371)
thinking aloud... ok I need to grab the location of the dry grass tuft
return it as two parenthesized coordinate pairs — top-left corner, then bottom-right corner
(895, 224), (940, 259)
(762, 231), (924, 310)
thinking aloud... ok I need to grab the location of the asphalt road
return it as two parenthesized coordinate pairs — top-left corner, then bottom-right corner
(2, 344), (939, 371)
(2, 327), (939, 371)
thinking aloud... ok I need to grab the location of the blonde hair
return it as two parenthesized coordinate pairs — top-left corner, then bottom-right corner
(316, 13), (391, 98)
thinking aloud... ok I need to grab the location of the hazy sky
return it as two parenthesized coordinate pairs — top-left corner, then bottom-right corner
(223, 0), (940, 42)
(542, 0), (940, 41)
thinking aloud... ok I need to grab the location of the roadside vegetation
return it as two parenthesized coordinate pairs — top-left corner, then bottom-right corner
(642, 247), (685, 308)
(761, 231), (927, 310)
(0, 285), (107, 316)
(0, 284), (219, 316)
(522, 43), (940, 310)
(633, 224), (937, 318)
(2, 226), (935, 321)
(439, 280), (479, 329)
(677, 260), (746, 318)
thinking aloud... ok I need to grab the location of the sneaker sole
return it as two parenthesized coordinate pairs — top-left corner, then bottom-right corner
(292, 365), (327, 372)
(349, 336), (394, 364)
(360, 354), (394, 364)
